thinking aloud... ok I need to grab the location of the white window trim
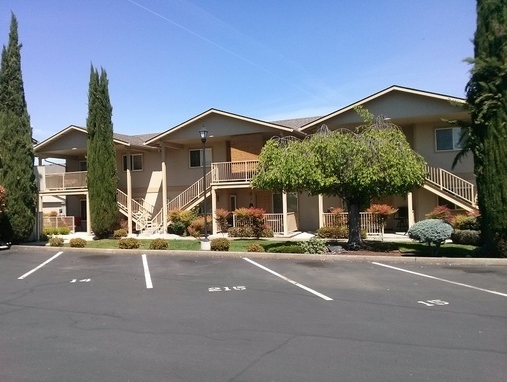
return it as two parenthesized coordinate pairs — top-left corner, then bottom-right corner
(435, 127), (463, 152)
(122, 153), (143, 172)
(189, 148), (212, 168)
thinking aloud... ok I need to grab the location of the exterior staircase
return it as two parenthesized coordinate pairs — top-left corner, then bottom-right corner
(116, 189), (157, 234)
(147, 171), (212, 234)
(423, 165), (477, 211)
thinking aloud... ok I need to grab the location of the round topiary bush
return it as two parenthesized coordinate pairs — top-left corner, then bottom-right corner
(118, 237), (141, 249)
(69, 238), (87, 248)
(149, 238), (169, 250)
(408, 219), (454, 247)
(49, 236), (64, 247)
(210, 238), (230, 251)
(247, 243), (265, 252)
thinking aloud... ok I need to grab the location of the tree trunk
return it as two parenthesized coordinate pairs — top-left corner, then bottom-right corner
(346, 200), (363, 249)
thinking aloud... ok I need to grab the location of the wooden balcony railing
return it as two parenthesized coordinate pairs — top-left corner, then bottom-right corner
(212, 160), (258, 183)
(43, 171), (87, 191)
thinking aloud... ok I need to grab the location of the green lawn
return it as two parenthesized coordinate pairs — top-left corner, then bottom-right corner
(61, 237), (480, 257)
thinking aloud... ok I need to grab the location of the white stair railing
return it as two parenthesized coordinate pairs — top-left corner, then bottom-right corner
(425, 165), (476, 206)
(117, 189), (154, 231)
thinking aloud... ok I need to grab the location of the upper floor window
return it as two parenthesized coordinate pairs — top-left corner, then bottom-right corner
(189, 148), (212, 168)
(435, 127), (464, 151)
(122, 153), (143, 172)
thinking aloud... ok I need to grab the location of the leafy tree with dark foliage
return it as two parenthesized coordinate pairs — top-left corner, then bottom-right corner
(86, 66), (118, 238)
(465, 0), (507, 257)
(0, 13), (37, 243)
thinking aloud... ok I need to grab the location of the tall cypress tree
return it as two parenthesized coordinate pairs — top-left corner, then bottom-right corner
(86, 66), (118, 238)
(466, 0), (507, 257)
(0, 13), (37, 243)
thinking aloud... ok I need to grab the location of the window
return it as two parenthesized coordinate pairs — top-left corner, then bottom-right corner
(435, 127), (464, 151)
(122, 154), (143, 171)
(189, 148), (212, 168)
(273, 192), (298, 213)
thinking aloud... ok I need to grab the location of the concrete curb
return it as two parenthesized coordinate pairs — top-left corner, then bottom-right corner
(10, 244), (507, 266)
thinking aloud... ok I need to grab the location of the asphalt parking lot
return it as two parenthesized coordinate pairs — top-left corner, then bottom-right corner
(1, 247), (506, 382)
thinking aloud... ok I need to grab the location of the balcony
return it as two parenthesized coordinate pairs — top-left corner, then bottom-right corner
(212, 160), (258, 184)
(41, 171), (87, 191)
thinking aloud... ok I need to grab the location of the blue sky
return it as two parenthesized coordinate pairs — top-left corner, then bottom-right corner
(0, 0), (476, 142)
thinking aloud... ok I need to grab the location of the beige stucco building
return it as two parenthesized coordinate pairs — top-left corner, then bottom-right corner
(34, 86), (475, 237)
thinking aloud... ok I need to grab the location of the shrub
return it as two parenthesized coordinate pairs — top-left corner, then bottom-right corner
(210, 238), (230, 251)
(247, 243), (265, 252)
(58, 227), (71, 235)
(228, 226), (254, 238)
(187, 216), (211, 238)
(69, 238), (87, 248)
(267, 245), (305, 254)
(233, 207), (266, 238)
(118, 238), (141, 249)
(425, 205), (453, 223)
(167, 209), (198, 236)
(451, 230), (481, 246)
(43, 227), (58, 236)
(149, 238), (169, 250)
(452, 214), (480, 230)
(260, 227), (274, 237)
(317, 225), (348, 239)
(408, 219), (454, 253)
(214, 208), (230, 232)
(113, 228), (128, 239)
(49, 236), (64, 247)
(299, 237), (328, 254)
(167, 220), (186, 235)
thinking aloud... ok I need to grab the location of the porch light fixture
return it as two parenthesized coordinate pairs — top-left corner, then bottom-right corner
(199, 126), (210, 250)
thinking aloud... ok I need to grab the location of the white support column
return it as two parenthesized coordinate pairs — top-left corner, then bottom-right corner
(282, 192), (288, 236)
(127, 151), (133, 235)
(407, 191), (414, 228)
(318, 194), (324, 228)
(211, 188), (217, 235)
(161, 146), (168, 232)
(86, 192), (92, 234)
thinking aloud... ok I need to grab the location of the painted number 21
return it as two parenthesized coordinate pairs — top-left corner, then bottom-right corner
(418, 299), (449, 307)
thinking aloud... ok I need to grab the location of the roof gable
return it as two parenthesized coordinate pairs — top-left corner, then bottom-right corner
(300, 85), (467, 132)
(145, 108), (298, 145)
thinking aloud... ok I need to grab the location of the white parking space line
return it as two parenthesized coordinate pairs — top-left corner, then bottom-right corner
(142, 254), (153, 289)
(373, 262), (507, 297)
(243, 257), (333, 301)
(18, 251), (64, 280)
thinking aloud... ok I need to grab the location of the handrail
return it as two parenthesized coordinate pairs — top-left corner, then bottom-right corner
(117, 189), (153, 229)
(425, 165), (476, 205)
(166, 171), (212, 212)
